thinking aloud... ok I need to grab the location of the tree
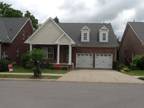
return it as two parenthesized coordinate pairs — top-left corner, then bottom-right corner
(0, 2), (10, 16)
(4, 8), (23, 17)
(54, 16), (59, 23)
(30, 48), (44, 78)
(0, 2), (22, 17)
(0, 2), (38, 30)
(24, 11), (38, 30)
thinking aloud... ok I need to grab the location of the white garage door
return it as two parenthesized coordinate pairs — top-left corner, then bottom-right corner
(76, 53), (93, 68)
(95, 54), (113, 69)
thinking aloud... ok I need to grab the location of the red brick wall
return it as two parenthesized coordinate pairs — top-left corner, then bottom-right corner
(31, 45), (117, 67)
(2, 20), (33, 63)
(72, 47), (117, 67)
(119, 24), (144, 64)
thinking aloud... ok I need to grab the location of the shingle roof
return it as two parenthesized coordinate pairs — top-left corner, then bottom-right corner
(58, 23), (119, 47)
(0, 17), (29, 43)
(128, 22), (144, 42)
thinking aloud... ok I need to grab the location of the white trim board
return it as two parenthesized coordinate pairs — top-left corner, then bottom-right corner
(25, 17), (75, 45)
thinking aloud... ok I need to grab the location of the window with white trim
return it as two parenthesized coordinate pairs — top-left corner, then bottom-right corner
(99, 26), (109, 42)
(81, 26), (90, 42)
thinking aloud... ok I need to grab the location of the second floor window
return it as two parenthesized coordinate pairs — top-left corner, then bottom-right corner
(81, 26), (90, 42)
(102, 33), (106, 41)
(83, 32), (88, 40)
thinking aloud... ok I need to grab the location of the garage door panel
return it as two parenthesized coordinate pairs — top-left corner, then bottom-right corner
(95, 54), (113, 69)
(76, 53), (93, 68)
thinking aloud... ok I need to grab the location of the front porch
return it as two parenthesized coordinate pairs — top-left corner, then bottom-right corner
(31, 44), (73, 68)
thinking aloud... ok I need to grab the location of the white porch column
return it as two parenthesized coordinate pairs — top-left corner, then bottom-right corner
(56, 44), (60, 64)
(30, 44), (32, 51)
(68, 45), (72, 65)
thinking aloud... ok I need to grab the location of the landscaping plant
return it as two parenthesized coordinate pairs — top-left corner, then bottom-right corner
(21, 48), (44, 78)
(131, 55), (144, 70)
(30, 48), (45, 78)
(0, 59), (10, 72)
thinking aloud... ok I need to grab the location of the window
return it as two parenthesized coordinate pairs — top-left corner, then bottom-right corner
(83, 33), (88, 40)
(48, 47), (54, 60)
(99, 26), (109, 42)
(102, 33), (106, 41)
(81, 26), (90, 42)
(43, 47), (54, 60)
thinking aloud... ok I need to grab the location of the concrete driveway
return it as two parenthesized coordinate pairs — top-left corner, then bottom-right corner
(58, 70), (144, 84)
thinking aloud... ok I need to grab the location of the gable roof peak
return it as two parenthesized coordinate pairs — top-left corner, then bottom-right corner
(81, 25), (90, 31)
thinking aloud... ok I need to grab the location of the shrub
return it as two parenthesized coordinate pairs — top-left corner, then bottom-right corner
(30, 48), (44, 61)
(30, 48), (45, 78)
(118, 64), (130, 72)
(21, 52), (33, 68)
(0, 59), (10, 71)
(21, 48), (45, 78)
(131, 55), (144, 70)
(120, 66), (130, 72)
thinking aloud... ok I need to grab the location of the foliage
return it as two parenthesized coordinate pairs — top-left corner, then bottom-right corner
(0, 2), (11, 16)
(116, 63), (130, 72)
(4, 8), (23, 17)
(0, 2), (22, 17)
(21, 52), (33, 68)
(24, 11), (38, 29)
(131, 55), (144, 70)
(0, 59), (10, 71)
(30, 48), (44, 61)
(53, 16), (59, 23)
(30, 48), (45, 78)
(123, 70), (144, 76)
(0, 2), (38, 29)
(120, 66), (130, 72)
(21, 48), (45, 78)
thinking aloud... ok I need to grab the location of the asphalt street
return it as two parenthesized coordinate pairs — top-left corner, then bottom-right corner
(0, 80), (144, 108)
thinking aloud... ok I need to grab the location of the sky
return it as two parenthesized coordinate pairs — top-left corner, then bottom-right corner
(2, 0), (144, 38)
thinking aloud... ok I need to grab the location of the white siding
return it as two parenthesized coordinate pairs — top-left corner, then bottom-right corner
(58, 34), (72, 45)
(30, 20), (63, 44)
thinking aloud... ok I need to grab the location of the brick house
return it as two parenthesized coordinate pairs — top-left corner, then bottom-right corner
(0, 17), (33, 63)
(119, 22), (144, 65)
(25, 18), (118, 69)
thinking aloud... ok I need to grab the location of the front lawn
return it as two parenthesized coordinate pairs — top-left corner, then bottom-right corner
(122, 70), (144, 76)
(1, 65), (68, 74)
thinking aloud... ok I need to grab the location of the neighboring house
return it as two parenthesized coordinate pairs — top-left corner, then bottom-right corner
(25, 18), (118, 69)
(0, 17), (33, 63)
(119, 22), (144, 65)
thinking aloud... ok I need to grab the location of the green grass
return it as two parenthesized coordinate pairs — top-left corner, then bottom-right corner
(1, 66), (67, 74)
(0, 74), (61, 79)
(123, 70), (144, 76)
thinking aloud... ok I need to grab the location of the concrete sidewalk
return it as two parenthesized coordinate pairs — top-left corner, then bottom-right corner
(58, 70), (144, 84)
(0, 72), (63, 76)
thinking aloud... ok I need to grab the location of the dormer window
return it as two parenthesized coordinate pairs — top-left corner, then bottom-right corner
(102, 33), (106, 40)
(81, 26), (90, 42)
(99, 26), (109, 42)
